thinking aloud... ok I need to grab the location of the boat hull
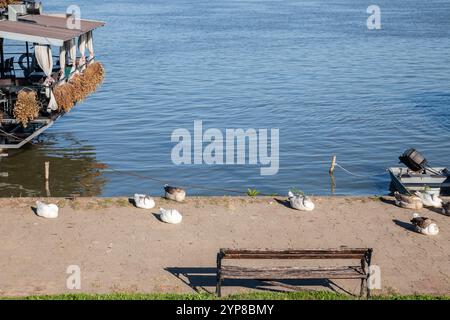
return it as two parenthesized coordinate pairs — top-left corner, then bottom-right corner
(388, 167), (450, 196)
(0, 115), (61, 150)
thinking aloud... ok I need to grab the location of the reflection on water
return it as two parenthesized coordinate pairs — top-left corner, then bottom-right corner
(0, 134), (107, 197)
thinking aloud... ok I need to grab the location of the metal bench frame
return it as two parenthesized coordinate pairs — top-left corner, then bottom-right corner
(216, 248), (373, 298)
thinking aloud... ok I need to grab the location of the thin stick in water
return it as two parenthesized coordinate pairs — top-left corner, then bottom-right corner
(329, 155), (337, 175)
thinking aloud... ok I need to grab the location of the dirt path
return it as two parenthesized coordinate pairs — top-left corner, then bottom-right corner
(0, 196), (448, 297)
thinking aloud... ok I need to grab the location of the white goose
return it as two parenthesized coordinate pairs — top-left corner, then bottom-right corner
(35, 201), (59, 219)
(414, 191), (443, 208)
(411, 213), (439, 236)
(394, 192), (423, 210)
(288, 191), (315, 211)
(159, 208), (183, 224)
(164, 185), (186, 202)
(133, 194), (155, 209)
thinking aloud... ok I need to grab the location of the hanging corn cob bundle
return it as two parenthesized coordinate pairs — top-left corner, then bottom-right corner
(13, 90), (40, 127)
(53, 82), (77, 112)
(0, 0), (20, 9)
(70, 73), (91, 102)
(84, 62), (105, 91)
(52, 61), (105, 113)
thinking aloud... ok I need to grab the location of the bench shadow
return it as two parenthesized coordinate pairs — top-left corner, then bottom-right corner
(393, 219), (416, 232)
(165, 267), (353, 296)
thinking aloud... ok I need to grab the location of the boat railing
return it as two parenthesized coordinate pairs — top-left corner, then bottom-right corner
(0, 57), (96, 119)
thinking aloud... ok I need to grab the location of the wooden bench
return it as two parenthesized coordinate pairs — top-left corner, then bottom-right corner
(216, 248), (373, 298)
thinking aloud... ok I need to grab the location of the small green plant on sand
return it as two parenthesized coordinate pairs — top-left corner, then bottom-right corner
(289, 187), (305, 196)
(247, 188), (260, 197)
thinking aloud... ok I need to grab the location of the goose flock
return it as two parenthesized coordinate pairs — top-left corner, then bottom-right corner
(34, 187), (318, 223)
(133, 185), (186, 224)
(34, 186), (187, 225)
(31, 186), (448, 236)
(393, 191), (449, 236)
(394, 191), (448, 211)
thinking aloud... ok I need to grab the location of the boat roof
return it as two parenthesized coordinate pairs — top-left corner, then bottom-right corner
(0, 14), (105, 46)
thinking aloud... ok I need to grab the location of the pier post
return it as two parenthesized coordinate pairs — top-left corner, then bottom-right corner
(45, 161), (50, 180)
(45, 161), (50, 197)
(329, 155), (336, 193)
(329, 155), (337, 175)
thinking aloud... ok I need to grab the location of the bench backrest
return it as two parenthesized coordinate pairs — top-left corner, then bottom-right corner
(219, 248), (372, 261)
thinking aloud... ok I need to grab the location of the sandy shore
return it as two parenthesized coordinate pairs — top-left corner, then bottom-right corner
(0, 196), (449, 297)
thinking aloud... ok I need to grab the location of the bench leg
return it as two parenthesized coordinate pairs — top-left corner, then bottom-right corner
(215, 277), (222, 298)
(359, 279), (365, 298)
(366, 278), (371, 300)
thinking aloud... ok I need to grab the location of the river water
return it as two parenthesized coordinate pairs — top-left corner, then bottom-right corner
(1, 0), (449, 197)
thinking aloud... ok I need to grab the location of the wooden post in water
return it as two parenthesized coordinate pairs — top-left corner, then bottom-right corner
(330, 173), (336, 194)
(45, 161), (50, 197)
(329, 155), (336, 193)
(45, 162), (50, 180)
(329, 155), (337, 175)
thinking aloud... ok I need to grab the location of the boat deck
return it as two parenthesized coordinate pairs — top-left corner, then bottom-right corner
(0, 114), (61, 149)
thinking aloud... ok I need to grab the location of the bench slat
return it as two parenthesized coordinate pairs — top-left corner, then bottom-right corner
(221, 248), (370, 254)
(220, 265), (366, 280)
(220, 249), (370, 260)
(222, 253), (366, 260)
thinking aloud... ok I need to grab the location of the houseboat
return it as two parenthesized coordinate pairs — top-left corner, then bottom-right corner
(0, 1), (104, 151)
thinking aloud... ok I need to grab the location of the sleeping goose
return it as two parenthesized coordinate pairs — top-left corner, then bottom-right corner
(394, 192), (423, 210)
(164, 185), (186, 202)
(288, 191), (315, 211)
(133, 194), (155, 209)
(35, 201), (59, 219)
(159, 208), (183, 224)
(411, 213), (439, 235)
(442, 202), (450, 216)
(414, 191), (443, 208)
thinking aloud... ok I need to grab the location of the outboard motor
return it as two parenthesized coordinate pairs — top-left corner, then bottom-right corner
(399, 148), (428, 172)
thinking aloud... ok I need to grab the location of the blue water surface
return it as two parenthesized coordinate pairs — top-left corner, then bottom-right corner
(1, 0), (449, 197)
